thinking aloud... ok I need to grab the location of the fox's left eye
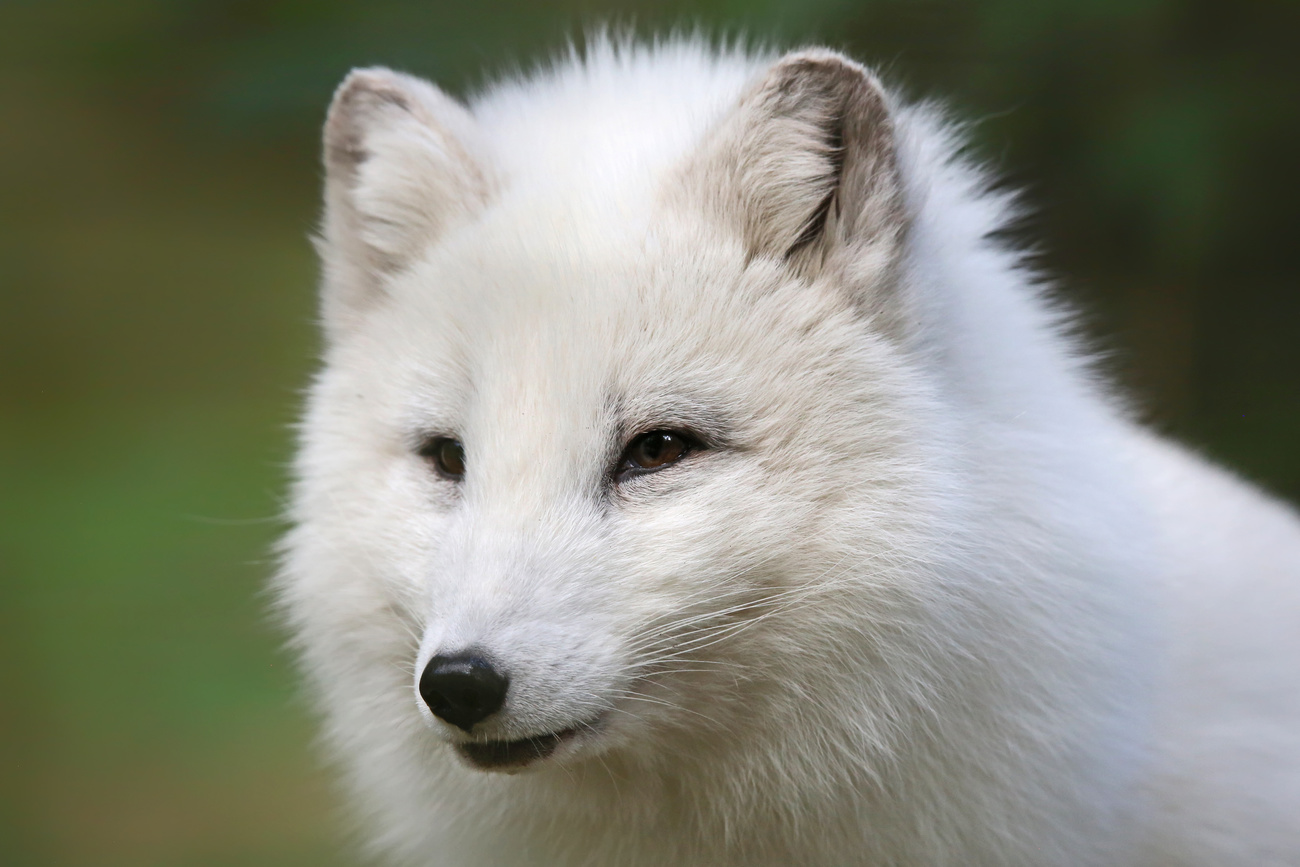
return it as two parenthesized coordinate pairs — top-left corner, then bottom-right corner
(419, 437), (466, 481)
(618, 430), (696, 480)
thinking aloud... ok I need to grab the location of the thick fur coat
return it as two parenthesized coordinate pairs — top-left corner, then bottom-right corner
(278, 40), (1300, 866)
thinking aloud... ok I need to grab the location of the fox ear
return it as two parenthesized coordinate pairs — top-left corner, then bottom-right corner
(681, 50), (905, 279)
(318, 68), (494, 336)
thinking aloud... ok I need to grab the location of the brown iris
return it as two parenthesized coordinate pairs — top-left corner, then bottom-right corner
(419, 437), (466, 481)
(618, 430), (695, 480)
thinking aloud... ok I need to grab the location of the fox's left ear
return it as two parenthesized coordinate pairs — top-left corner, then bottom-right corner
(317, 68), (495, 338)
(678, 49), (905, 283)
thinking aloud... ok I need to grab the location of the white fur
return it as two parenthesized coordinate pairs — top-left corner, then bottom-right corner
(279, 38), (1300, 866)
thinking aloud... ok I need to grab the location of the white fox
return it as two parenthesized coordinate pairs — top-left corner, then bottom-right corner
(279, 39), (1300, 866)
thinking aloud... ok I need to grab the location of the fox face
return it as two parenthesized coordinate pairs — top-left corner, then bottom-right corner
(287, 51), (945, 787)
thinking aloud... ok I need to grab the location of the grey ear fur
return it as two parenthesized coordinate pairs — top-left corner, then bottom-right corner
(681, 49), (906, 281)
(318, 67), (494, 336)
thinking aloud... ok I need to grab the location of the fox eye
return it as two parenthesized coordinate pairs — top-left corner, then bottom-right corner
(419, 437), (466, 481)
(618, 430), (695, 480)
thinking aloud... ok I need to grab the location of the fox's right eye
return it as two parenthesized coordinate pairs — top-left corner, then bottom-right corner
(419, 437), (466, 481)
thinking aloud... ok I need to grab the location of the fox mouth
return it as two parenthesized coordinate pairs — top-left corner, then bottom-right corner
(456, 722), (594, 771)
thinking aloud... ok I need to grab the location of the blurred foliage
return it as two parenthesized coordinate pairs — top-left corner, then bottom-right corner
(1, 1), (1296, 864)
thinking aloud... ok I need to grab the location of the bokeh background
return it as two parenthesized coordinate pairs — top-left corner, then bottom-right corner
(2, 1), (1297, 864)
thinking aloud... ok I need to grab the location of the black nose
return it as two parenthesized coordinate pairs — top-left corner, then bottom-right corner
(418, 653), (509, 731)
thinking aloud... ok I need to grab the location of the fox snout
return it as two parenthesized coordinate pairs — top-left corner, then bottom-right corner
(413, 600), (625, 771)
(416, 641), (609, 771)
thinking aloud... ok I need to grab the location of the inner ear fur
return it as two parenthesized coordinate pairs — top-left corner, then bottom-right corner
(679, 49), (906, 280)
(318, 67), (494, 336)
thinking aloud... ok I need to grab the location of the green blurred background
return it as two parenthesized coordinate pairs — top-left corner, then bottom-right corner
(1, 1), (1296, 864)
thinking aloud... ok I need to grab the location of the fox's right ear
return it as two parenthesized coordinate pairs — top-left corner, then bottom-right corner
(318, 68), (494, 338)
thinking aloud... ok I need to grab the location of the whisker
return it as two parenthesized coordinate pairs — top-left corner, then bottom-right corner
(613, 689), (727, 729)
(623, 557), (866, 674)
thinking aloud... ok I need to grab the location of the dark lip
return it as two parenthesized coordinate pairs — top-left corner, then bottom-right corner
(457, 725), (583, 771)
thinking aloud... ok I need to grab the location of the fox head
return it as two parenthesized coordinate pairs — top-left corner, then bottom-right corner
(283, 48), (954, 786)
(278, 40), (1158, 867)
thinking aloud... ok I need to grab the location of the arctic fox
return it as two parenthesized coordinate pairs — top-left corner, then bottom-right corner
(278, 40), (1300, 866)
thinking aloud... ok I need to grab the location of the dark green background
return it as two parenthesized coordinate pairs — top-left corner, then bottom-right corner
(2, 1), (1296, 864)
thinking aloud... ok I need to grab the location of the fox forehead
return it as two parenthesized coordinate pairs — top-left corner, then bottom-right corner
(347, 218), (872, 471)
